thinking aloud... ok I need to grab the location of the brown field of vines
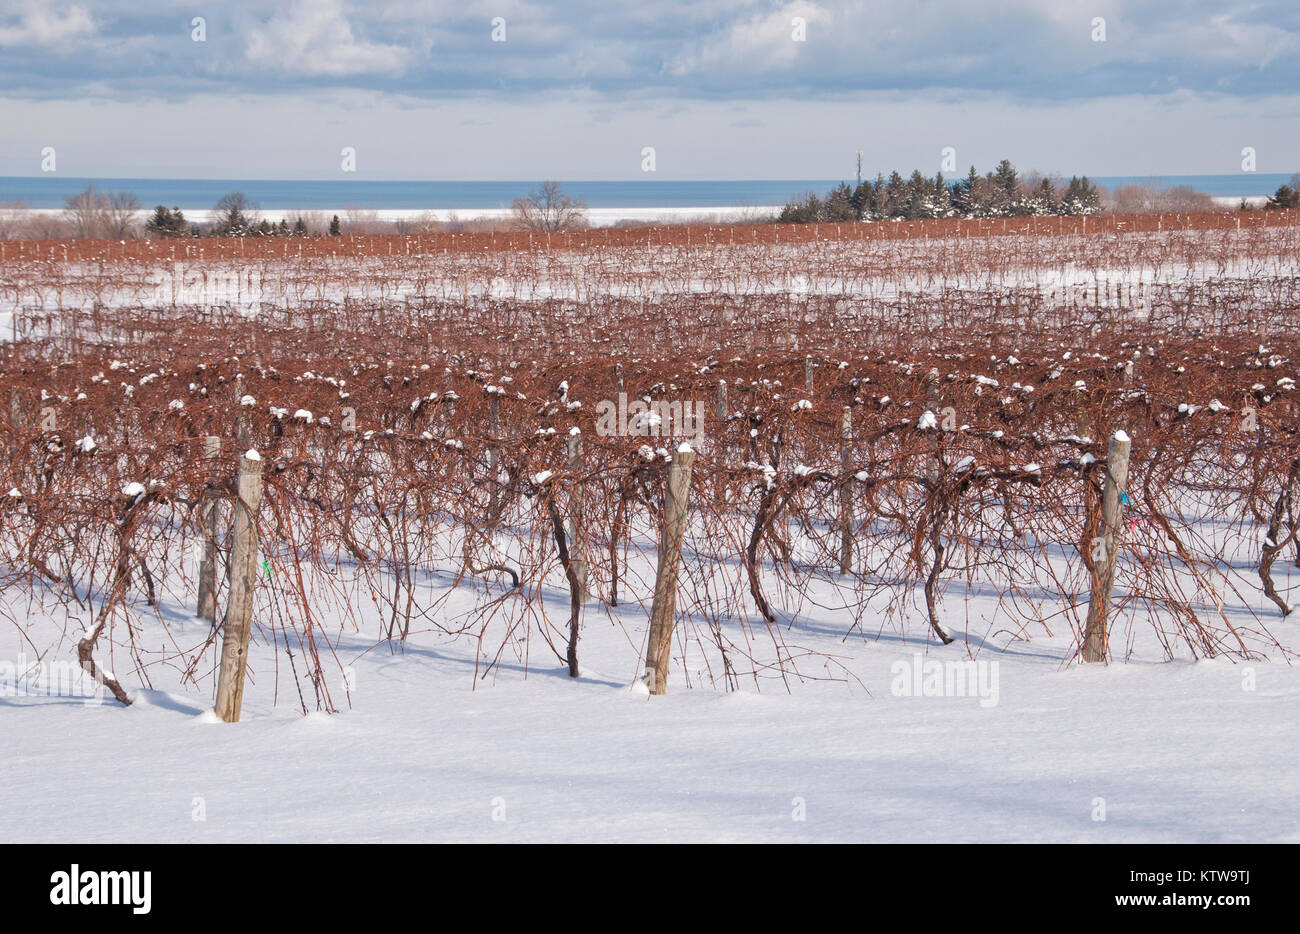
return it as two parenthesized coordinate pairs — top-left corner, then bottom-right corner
(3, 211), (1298, 707)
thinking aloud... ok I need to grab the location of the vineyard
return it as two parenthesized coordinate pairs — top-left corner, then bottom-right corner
(2, 213), (1299, 717)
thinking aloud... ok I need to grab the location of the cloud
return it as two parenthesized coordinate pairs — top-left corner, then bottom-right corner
(0, 1), (95, 46)
(0, 2), (1298, 113)
(244, 0), (417, 76)
(0, 1), (1294, 182)
(666, 2), (832, 76)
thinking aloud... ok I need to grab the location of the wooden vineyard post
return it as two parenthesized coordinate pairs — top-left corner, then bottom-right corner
(487, 393), (501, 516)
(196, 436), (220, 622)
(925, 367), (942, 483)
(1075, 384), (1092, 440)
(715, 380), (728, 458)
(1083, 431), (1131, 663)
(804, 356), (815, 391)
(234, 374), (250, 446)
(745, 383), (760, 462)
(839, 406), (854, 575)
(566, 430), (589, 602)
(214, 452), (264, 722)
(643, 445), (696, 695)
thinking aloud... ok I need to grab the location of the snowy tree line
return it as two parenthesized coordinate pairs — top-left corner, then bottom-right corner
(145, 191), (338, 238)
(778, 160), (1103, 223)
(0, 186), (346, 240)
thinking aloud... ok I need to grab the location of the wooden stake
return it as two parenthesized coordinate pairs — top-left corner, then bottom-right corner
(1083, 431), (1131, 662)
(487, 394), (501, 516)
(643, 446), (696, 694)
(234, 374), (250, 446)
(839, 407), (854, 575)
(566, 431), (589, 602)
(197, 436), (220, 622)
(715, 380), (728, 459)
(1075, 387), (1092, 440)
(214, 452), (264, 722)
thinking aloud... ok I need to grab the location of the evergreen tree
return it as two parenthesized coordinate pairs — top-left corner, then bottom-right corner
(1265, 185), (1299, 210)
(993, 159), (1019, 197)
(1061, 176), (1101, 214)
(872, 173), (886, 217)
(777, 193), (824, 224)
(850, 180), (874, 220)
(904, 170), (930, 219)
(146, 205), (168, 235)
(211, 191), (255, 236)
(882, 171), (905, 218)
(293, 217), (308, 236)
(824, 182), (856, 221)
(952, 166), (980, 215)
(329, 215), (341, 235)
(211, 206), (250, 236)
(1020, 177), (1056, 216)
(932, 171), (952, 217)
(144, 205), (188, 237)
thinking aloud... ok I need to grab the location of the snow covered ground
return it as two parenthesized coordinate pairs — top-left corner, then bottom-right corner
(3, 546), (1297, 843)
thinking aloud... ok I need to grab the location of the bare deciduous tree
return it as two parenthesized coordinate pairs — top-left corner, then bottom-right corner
(0, 201), (31, 239)
(511, 181), (588, 230)
(22, 212), (69, 240)
(63, 186), (142, 238)
(106, 191), (141, 238)
(64, 185), (110, 238)
(1156, 185), (1217, 212)
(214, 191), (255, 214)
(343, 205), (384, 234)
(1109, 183), (1218, 214)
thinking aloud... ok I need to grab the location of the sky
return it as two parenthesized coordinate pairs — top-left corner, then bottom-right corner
(0, 0), (1298, 180)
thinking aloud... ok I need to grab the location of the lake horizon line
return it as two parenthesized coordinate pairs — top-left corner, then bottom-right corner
(3, 173), (1295, 211)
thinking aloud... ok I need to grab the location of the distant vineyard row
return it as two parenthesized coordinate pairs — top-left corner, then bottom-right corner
(2, 209), (1298, 263)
